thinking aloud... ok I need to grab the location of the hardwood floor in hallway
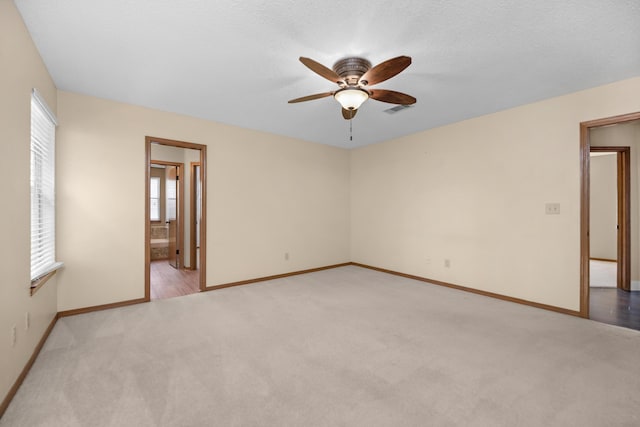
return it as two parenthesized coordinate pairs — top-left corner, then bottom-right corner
(150, 260), (200, 300)
(590, 288), (640, 331)
(588, 259), (640, 331)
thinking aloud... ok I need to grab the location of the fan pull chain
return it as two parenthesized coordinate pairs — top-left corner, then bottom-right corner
(350, 118), (353, 141)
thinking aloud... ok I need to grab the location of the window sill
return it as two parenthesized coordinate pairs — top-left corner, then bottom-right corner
(30, 262), (63, 296)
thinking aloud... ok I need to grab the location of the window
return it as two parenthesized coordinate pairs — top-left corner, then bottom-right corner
(166, 171), (177, 220)
(30, 89), (61, 283)
(150, 176), (161, 221)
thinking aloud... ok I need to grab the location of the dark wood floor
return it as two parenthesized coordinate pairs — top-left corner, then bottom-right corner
(150, 260), (200, 300)
(590, 288), (640, 331)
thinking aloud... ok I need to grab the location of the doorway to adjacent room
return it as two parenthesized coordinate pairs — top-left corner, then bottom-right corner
(580, 113), (640, 330)
(145, 136), (207, 300)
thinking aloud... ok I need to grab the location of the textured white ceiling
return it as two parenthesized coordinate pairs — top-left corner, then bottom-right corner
(15, 0), (640, 148)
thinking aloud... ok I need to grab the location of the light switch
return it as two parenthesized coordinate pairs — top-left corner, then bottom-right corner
(545, 203), (560, 215)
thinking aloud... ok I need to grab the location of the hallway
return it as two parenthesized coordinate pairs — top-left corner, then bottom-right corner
(150, 260), (199, 300)
(589, 260), (639, 330)
(590, 288), (640, 331)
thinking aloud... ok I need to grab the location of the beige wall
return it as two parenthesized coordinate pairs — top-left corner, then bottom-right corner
(0, 0), (59, 407)
(589, 154), (617, 261)
(590, 121), (640, 284)
(351, 77), (640, 311)
(56, 91), (351, 311)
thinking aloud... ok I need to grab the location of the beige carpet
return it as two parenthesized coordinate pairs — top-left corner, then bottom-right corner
(2, 266), (639, 426)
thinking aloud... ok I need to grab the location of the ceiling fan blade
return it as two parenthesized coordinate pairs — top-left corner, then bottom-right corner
(288, 92), (334, 103)
(360, 56), (412, 86)
(370, 89), (416, 105)
(342, 108), (357, 120)
(299, 57), (343, 84)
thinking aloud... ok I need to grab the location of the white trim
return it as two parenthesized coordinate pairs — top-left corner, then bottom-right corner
(631, 281), (640, 291)
(31, 262), (64, 283)
(31, 88), (58, 125)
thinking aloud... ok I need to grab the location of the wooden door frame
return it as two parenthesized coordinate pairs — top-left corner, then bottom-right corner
(189, 162), (201, 270)
(145, 136), (207, 301)
(152, 160), (184, 269)
(589, 147), (630, 289)
(580, 112), (640, 317)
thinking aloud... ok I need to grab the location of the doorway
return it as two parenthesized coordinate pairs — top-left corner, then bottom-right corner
(150, 161), (183, 269)
(145, 136), (207, 301)
(190, 162), (201, 270)
(588, 147), (630, 290)
(580, 112), (640, 330)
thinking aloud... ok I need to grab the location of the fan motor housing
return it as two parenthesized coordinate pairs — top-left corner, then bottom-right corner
(333, 57), (371, 85)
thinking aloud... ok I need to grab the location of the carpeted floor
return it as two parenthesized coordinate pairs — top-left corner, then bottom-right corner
(2, 266), (639, 426)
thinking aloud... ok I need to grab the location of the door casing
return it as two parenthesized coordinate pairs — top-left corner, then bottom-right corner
(162, 162), (183, 269)
(589, 147), (630, 290)
(580, 112), (640, 317)
(145, 137), (207, 300)
(190, 162), (201, 270)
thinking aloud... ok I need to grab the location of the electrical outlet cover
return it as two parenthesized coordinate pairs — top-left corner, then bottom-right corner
(545, 203), (560, 215)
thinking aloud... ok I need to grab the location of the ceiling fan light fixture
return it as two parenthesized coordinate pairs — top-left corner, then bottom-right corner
(290, 56), (415, 120)
(334, 88), (369, 110)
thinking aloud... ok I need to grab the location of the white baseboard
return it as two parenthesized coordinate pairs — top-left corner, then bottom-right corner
(631, 281), (640, 291)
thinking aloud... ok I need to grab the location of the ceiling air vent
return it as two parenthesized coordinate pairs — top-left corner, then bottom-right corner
(383, 104), (413, 114)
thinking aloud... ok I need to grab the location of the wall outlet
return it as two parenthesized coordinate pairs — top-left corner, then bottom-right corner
(444, 259), (451, 268)
(11, 325), (16, 347)
(545, 203), (561, 215)
(284, 252), (289, 261)
(25, 312), (30, 330)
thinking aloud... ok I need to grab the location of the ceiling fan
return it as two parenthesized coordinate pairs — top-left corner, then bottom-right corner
(288, 56), (417, 120)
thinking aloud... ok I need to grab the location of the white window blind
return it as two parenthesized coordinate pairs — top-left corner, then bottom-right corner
(150, 177), (161, 221)
(30, 89), (61, 281)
